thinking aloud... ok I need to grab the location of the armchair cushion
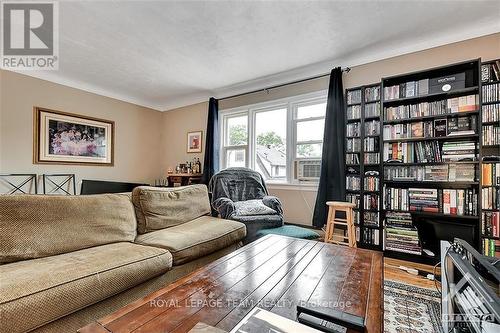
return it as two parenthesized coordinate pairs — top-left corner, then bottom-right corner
(262, 195), (283, 215)
(212, 197), (235, 219)
(233, 199), (277, 216)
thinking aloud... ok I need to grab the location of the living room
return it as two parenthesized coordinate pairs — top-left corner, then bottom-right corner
(1, 1), (499, 333)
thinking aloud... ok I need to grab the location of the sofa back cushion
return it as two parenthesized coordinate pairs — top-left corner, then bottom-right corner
(132, 185), (211, 234)
(0, 193), (137, 264)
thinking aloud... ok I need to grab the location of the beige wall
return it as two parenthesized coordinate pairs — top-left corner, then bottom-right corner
(0, 70), (163, 193)
(162, 33), (500, 226)
(159, 102), (208, 174)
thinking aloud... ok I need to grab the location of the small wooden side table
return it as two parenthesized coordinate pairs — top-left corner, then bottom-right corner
(167, 173), (202, 187)
(325, 201), (357, 247)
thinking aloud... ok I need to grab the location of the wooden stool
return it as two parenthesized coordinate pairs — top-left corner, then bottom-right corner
(325, 201), (357, 247)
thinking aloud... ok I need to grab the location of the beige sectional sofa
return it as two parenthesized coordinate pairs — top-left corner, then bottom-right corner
(0, 185), (246, 333)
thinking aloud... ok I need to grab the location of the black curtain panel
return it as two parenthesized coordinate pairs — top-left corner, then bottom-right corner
(201, 97), (220, 185)
(312, 67), (346, 228)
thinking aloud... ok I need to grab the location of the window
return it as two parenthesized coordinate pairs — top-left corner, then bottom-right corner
(220, 91), (326, 184)
(294, 102), (326, 158)
(223, 114), (248, 168)
(255, 108), (287, 181)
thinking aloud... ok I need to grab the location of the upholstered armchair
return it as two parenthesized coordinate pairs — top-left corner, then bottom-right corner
(208, 168), (284, 242)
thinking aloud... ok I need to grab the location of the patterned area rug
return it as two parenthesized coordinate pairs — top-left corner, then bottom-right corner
(384, 280), (443, 333)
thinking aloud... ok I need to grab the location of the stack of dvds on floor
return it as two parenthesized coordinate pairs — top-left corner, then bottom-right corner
(385, 212), (422, 255)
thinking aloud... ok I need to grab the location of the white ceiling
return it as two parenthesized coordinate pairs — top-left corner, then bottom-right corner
(15, 0), (500, 111)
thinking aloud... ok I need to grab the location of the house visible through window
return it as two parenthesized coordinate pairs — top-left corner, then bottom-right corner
(220, 91), (327, 184)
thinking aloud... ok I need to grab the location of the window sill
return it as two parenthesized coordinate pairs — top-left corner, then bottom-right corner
(267, 182), (319, 191)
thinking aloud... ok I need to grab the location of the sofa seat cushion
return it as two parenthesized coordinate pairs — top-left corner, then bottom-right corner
(135, 216), (246, 265)
(0, 242), (172, 333)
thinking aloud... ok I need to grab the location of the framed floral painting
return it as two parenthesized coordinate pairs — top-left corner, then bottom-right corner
(33, 107), (114, 165)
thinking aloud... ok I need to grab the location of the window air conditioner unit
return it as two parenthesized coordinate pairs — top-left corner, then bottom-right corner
(295, 159), (322, 181)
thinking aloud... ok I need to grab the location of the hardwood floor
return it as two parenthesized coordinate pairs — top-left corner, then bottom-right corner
(384, 258), (441, 290)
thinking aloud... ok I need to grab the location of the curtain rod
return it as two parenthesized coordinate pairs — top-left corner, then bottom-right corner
(218, 67), (351, 101)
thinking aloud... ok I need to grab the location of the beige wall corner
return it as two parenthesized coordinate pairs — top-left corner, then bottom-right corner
(160, 101), (209, 175)
(0, 70), (163, 192)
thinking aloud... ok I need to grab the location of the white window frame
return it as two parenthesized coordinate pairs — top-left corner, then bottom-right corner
(219, 90), (327, 185)
(221, 111), (249, 169)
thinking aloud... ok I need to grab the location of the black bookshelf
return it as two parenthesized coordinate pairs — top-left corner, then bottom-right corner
(380, 59), (482, 265)
(345, 83), (383, 250)
(480, 58), (500, 258)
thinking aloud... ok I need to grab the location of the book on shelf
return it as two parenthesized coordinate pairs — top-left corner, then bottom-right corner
(364, 102), (380, 118)
(364, 137), (379, 152)
(415, 141), (442, 162)
(347, 105), (361, 119)
(353, 210), (360, 224)
(385, 211), (413, 228)
(383, 187), (477, 216)
(481, 62), (500, 82)
(482, 238), (500, 258)
(383, 187), (409, 211)
(362, 228), (380, 245)
(434, 119), (447, 137)
(382, 115), (477, 139)
(346, 138), (361, 152)
(441, 141), (477, 162)
(481, 163), (500, 186)
(363, 193), (379, 210)
(364, 152), (379, 164)
(409, 188), (440, 213)
(347, 122), (361, 137)
(365, 86), (380, 102)
(385, 225), (422, 255)
(346, 175), (361, 191)
(447, 115), (477, 136)
(364, 211), (379, 227)
(347, 89), (362, 105)
(482, 125), (500, 146)
(384, 164), (476, 182)
(482, 103), (499, 123)
(482, 211), (500, 238)
(482, 82), (500, 103)
(346, 153), (360, 165)
(383, 142), (414, 163)
(383, 140), (474, 164)
(383, 94), (478, 121)
(364, 120), (380, 136)
(482, 187), (499, 210)
(364, 172), (380, 191)
(346, 193), (360, 209)
(384, 79), (429, 100)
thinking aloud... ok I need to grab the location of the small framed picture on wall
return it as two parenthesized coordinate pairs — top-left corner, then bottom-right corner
(33, 107), (114, 166)
(187, 130), (203, 153)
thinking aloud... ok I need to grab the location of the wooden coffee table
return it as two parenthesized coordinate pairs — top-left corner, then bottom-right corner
(79, 235), (383, 333)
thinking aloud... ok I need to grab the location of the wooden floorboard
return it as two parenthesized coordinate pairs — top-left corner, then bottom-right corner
(384, 257), (440, 290)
